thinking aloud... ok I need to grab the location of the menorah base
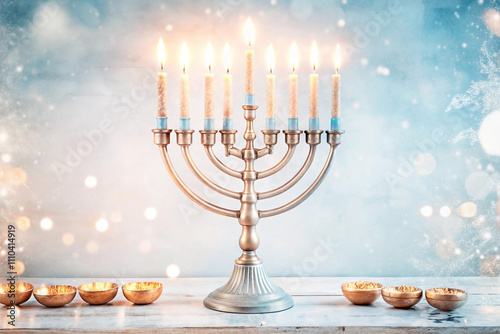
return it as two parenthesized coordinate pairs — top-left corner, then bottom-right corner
(203, 263), (294, 314)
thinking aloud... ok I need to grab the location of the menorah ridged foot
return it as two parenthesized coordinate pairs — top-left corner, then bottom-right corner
(203, 263), (294, 313)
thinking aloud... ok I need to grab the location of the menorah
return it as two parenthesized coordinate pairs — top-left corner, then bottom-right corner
(152, 105), (343, 313)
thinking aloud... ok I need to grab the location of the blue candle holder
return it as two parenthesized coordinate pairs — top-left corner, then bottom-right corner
(330, 118), (341, 131)
(204, 118), (214, 131)
(180, 117), (190, 130)
(309, 118), (319, 131)
(223, 118), (233, 130)
(265, 118), (276, 130)
(157, 117), (168, 130)
(288, 118), (299, 131)
(245, 94), (255, 105)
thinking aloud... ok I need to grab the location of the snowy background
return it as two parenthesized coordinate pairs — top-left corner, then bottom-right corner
(0, 0), (499, 278)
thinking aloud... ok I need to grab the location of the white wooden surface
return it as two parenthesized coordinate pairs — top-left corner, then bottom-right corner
(1, 277), (499, 333)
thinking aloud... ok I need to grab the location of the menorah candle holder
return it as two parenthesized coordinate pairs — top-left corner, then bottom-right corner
(152, 104), (343, 313)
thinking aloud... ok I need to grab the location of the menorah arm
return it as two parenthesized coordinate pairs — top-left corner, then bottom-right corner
(159, 146), (239, 218)
(259, 130), (343, 218)
(257, 145), (317, 200)
(257, 144), (296, 179)
(180, 146), (241, 199)
(205, 146), (242, 179)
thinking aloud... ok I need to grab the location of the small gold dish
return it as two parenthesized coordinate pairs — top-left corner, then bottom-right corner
(0, 282), (34, 306)
(122, 282), (162, 305)
(425, 287), (468, 311)
(341, 281), (382, 305)
(33, 285), (76, 307)
(78, 282), (118, 305)
(382, 285), (422, 308)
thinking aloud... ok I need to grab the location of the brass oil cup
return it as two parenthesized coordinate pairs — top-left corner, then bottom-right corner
(33, 285), (76, 307)
(122, 282), (162, 305)
(0, 282), (34, 306)
(425, 288), (468, 311)
(341, 281), (383, 305)
(78, 282), (118, 305)
(382, 286), (423, 308)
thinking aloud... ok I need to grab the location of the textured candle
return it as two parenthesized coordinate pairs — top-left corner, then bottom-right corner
(157, 73), (167, 117)
(266, 45), (275, 119)
(204, 43), (214, 119)
(289, 74), (298, 118)
(245, 18), (255, 97)
(180, 74), (189, 118)
(309, 74), (318, 119)
(204, 73), (214, 119)
(223, 43), (233, 119)
(223, 74), (232, 119)
(332, 74), (341, 119)
(180, 43), (189, 119)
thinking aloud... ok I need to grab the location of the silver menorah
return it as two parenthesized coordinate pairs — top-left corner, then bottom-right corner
(152, 104), (343, 314)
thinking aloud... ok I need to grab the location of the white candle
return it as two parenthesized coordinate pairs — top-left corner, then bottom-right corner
(180, 42), (189, 119)
(309, 42), (318, 119)
(245, 18), (255, 96)
(157, 38), (167, 117)
(266, 45), (275, 119)
(289, 42), (299, 119)
(332, 44), (341, 119)
(223, 44), (232, 119)
(204, 43), (214, 119)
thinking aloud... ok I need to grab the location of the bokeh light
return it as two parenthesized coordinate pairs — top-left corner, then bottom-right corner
(465, 171), (494, 199)
(480, 255), (500, 276)
(40, 217), (53, 230)
(95, 218), (109, 232)
(166, 264), (180, 278)
(420, 205), (433, 218)
(16, 216), (31, 231)
(62, 232), (75, 246)
(84, 175), (98, 188)
(439, 206), (452, 218)
(144, 207), (157, 220)
(483, 9), (500, 37)
(457, 202), (477, 218)
(11, 168), (27, 186)
(138, 241), (152, 253)
(15, 260), (25, 275)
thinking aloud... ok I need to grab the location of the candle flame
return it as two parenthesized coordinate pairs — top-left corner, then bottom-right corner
(158, 38), (166, 70)
(206, 42), (214, 72)
(267, 44), (275, 74)
(311, 41), (318, 73)
(245, 18), (254, 47)
(223, 43), (231, 74)
(181, 42), (189, 74)
(334, 44), (341, 73)
(290, 42), (298, 73)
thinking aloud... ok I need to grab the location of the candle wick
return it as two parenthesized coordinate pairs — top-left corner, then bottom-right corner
(336, 67), (338, 74)
(270, 68), (273, 74)
(183, 66), (186, 75)
(209, 64), (211, 73)
(226, 68), (229, 74)
(161, 62), (163, 71)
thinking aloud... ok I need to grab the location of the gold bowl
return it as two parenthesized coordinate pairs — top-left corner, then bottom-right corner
(33, 285), (76, 307)
(425, 288), (468, 311)
(78, 282), (119, 305)
(341, 281), (382, 305)
(0, 282), (34, 306)
(122, 282), (162, 305)
(382, 285), (422, 308)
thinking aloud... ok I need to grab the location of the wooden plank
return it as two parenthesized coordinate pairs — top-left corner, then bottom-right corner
(1, 277), (498, 333)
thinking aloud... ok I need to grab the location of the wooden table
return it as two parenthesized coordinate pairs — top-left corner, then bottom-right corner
(2, 277), (499, 333)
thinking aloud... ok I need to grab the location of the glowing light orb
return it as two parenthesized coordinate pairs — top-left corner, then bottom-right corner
(478, 111), (500, 155)
(144, 207), (157, 220)
(439, 206), (452, 218)
(84, 175), (98, 188)
(420, 205), (433, 218)
(483, 9), (500, 37)
(465, 171), (494, 199)
(11, 168), (27, 186)
(95, 218), (109, 232)
(457, 202), (477, 218)
(62, 233), (75, 246)
(16, 216), (31, 230)
(139, 241), (152, 254)
(15, 260), (25, 275)
(166, 264), (180, 278)
(1, 154), (11, 163)
(40, 217), (53, 230)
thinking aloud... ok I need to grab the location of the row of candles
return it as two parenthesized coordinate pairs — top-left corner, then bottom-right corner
(156, 19), (342, 131)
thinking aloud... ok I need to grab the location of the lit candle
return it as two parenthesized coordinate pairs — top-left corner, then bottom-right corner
(223, 43), (233, 130)
(180, 42), (190, 129)
(245, 18), (255, 105)
(331, 44), (341, 130)
(157, 38), (167, 129)
(204, 42), (214, 130)
(266, 45), (275, 130)
(309, 41), (319, 130)
(289, 42), (299, 130)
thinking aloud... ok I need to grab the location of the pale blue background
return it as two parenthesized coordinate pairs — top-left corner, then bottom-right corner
(0, 0), (499, 278)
